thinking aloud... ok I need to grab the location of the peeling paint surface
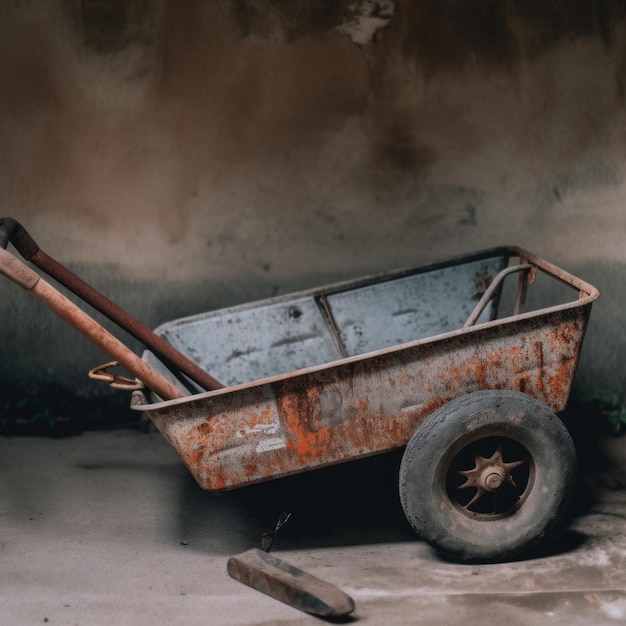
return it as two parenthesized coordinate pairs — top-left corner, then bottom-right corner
(336, 1), (395, 45)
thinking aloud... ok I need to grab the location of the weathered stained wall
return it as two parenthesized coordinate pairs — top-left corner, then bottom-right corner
(1, 0), (625, 414)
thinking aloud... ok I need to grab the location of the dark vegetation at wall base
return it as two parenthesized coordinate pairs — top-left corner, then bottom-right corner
(0, 386), (133, 438)
(0, 382), (134, 437)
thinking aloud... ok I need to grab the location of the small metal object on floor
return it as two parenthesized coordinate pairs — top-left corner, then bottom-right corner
(227, 512), (355, 618)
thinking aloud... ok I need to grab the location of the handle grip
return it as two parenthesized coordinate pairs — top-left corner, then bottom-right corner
(0, 217), (40, 258)
(0, 217), (224, 398)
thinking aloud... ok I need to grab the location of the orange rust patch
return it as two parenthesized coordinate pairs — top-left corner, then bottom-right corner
(241, 455), (261, 483)
(548, 358), (575, 402)
(187, 447), (204, 468)
(385, 397), (444, 447)
(276, 385), (331, 460)
(533, 341), (545, 391)
(243, 407), (273, 431)
(208, 463), (229, 491)
(194, 421), (212, 437)
(548, 320), (580, 348)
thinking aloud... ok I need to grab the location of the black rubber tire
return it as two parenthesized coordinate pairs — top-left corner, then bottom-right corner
(399, 390), (577, 563)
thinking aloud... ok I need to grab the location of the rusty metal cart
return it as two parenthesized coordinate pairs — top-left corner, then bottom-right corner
(0, 217), (599, 562)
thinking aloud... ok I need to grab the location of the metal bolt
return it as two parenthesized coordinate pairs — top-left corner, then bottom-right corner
(481, 468), (506, 492)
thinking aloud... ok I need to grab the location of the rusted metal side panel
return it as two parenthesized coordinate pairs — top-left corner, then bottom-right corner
(144, 305), (589, 492)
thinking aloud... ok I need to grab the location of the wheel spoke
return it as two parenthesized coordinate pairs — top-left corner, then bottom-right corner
(485, 444), (503, 465)
(464, 487), (487, 510)
(457, 469), (477, 489)
(502, 458), (528, 472)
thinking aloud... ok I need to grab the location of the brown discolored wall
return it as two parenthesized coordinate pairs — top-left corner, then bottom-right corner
(1, 0), (625, 416)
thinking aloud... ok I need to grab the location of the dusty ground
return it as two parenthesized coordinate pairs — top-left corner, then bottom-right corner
(1, 429), (625, 625)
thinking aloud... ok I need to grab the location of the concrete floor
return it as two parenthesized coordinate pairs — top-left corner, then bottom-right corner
(1, 428), (625, 625)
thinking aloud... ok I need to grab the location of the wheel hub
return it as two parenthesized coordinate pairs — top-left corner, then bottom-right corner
(481, 468), (506, 492)
(452, 441), (529, 514)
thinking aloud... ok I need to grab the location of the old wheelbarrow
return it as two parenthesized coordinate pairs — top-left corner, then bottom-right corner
(0, 218), (599, 565)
